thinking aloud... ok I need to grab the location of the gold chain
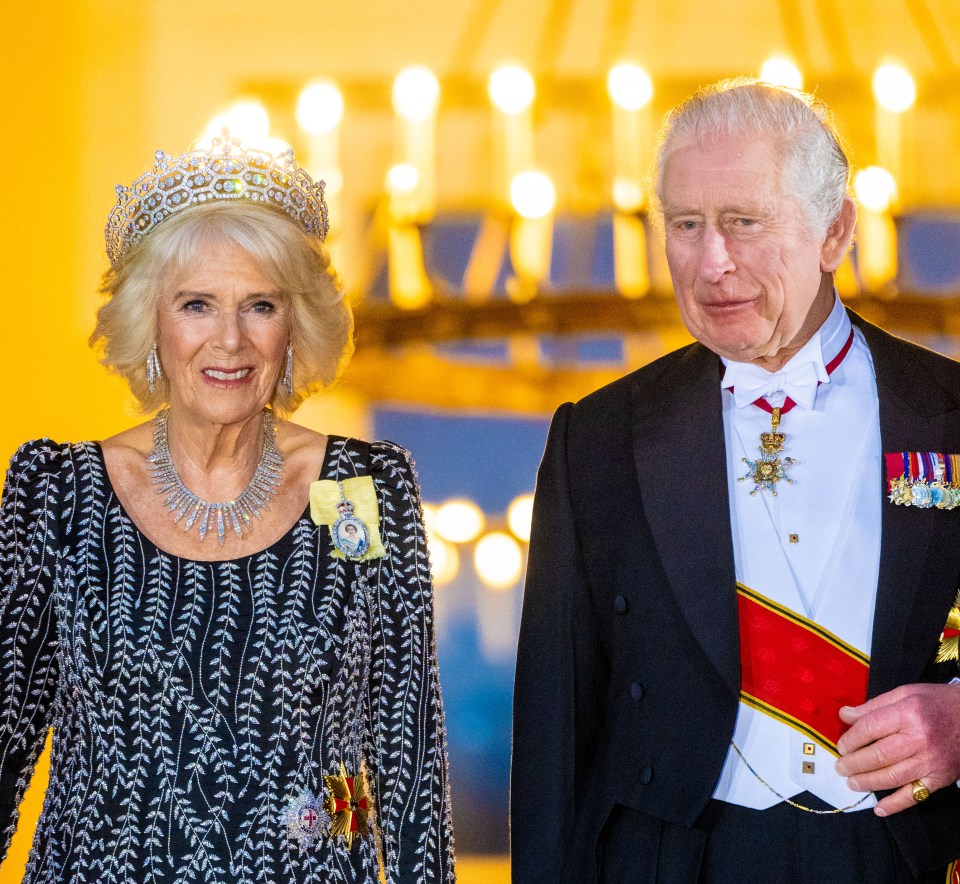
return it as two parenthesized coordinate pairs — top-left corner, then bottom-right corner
(730, 741), (871, 815)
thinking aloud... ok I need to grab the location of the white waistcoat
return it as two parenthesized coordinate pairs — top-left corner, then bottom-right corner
(713, 300), (882, 811)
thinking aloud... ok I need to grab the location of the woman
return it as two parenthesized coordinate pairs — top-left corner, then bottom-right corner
(0, 134), (455, 882)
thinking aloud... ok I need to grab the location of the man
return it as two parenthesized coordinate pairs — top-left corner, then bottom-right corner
(511, 79), (960, 883)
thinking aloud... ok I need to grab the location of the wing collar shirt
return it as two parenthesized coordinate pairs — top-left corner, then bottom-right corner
(714, 295), (882, 811)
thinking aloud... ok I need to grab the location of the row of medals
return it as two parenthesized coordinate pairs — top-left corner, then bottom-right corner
(888, 475), (960, 509)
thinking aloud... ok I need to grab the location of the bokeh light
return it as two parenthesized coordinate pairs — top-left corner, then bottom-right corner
(296, 80), (344, 135)
(393, 65), (441, 122)
(429, 536), (460, 586)
(855, 166), (897, 212)
(507, 494), (535, 542)
(421, 502), (437, 534)
(613, 178), (645, 213)
(474, 532), (524, 589)
(872, 64), (916, 113)
(510, 171), (556, 219)
(606, 63), (653, 111)
(760, 56), (803, 90)
(387, 163), (421, 194)
(434, 499), (486, 543)
(488, 65), (536, 115)
(204, 101), (271, 146)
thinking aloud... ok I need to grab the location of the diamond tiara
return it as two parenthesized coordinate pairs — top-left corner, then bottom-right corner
(104, 131), (329, 266)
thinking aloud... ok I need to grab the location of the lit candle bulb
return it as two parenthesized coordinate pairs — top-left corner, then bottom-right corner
(855, 166), (898, 293)
(760, 56), (803, 90)
(392, 65), (440, 221)
(489, 65), (536, 209)
(386, 164), (432, 309)
(509, 170), (555, 302)
(872, 63), (915, 205)
(607, 63), (653, 298)
(296, 79), (345, 237)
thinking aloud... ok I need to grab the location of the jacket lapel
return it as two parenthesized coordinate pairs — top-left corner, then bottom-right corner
(630, 343), (740, 697)
(853, 314), (960, 695)
(630, 315), (960, 701)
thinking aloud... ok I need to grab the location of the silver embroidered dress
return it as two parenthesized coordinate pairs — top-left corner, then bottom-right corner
(0, 436), (455, 883)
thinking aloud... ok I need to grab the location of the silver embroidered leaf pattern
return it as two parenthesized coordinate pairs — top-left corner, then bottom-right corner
(0, 438), (455, 883)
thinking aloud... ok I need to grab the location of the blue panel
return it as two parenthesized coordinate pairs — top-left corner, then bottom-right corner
(435, 340), (511, 362)
(547, 213), (618, 291)
(550, 216), (596, 289)
(367, 255), (390, 301)
(372, 409), (550, 512)
(422, 215), (482, 294)
(539, 334), (623, 365)
(899, 213), (960, 293)
(537, 336), (579, 364)
(591, 214), (616, 288)
(436, 596), (515, 852)
(577, 335), (623, 362)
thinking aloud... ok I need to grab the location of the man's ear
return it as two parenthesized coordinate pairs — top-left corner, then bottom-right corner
(820, 195), (857, 272)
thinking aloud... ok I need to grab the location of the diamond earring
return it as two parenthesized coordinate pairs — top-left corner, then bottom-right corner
(147, 343), (163, 394)
(282, 344), (294, 395)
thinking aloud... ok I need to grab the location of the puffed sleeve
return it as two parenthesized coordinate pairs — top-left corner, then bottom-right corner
(363, 442), (455, 883)
(0, 440), (64, 861)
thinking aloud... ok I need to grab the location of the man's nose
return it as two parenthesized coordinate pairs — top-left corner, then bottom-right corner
(699, 227), (735, 282)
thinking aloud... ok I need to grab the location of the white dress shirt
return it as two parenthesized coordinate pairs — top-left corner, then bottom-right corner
(712, 296), (882, 811)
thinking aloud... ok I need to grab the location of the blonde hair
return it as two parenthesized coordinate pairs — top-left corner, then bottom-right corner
(654, 77), (851, 238)
(90, 200), (353, 416)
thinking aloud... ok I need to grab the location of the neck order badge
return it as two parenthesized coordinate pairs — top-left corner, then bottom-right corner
(738, 329), (855, 496)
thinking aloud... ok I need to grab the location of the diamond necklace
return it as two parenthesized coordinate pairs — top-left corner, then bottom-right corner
(147, 408), (285, 545)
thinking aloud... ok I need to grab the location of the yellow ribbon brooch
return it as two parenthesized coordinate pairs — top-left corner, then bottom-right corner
(936, 589), (960, 664)
(310, 476), (385, 561)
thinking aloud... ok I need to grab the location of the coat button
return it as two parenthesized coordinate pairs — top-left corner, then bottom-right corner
(630, 681), (644, 701)
(639, 765), (653, 785)
(614, 594), (629, 615)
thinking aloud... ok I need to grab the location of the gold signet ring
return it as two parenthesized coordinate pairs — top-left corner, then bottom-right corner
(911, 779), (931, 802)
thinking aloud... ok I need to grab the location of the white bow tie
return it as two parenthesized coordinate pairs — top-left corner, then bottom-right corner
(726, 360), (823, 410)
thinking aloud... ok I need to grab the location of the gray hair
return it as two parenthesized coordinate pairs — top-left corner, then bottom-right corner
(654, 77), (851, 237)
(91, 200), (353, 417)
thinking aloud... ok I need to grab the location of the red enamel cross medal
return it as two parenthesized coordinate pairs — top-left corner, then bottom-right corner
(323, 764), (372, 849)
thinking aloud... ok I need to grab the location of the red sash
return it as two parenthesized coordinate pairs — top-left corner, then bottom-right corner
(737, 583), (869, 754)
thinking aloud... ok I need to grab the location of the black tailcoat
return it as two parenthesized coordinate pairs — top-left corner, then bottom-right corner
(511, 312), (960, 882)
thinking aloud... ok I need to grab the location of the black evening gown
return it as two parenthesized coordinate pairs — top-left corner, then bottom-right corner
(0, 436), (455, 883)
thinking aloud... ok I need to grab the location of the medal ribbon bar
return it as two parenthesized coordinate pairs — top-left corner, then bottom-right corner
(884, 450), (960, 508)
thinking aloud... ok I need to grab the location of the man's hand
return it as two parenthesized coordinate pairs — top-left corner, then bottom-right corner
(835, 683), (960, 816)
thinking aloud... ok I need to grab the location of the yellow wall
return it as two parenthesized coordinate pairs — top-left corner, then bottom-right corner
(1, 3), (150, 470)
(1, 8), (118, 879)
